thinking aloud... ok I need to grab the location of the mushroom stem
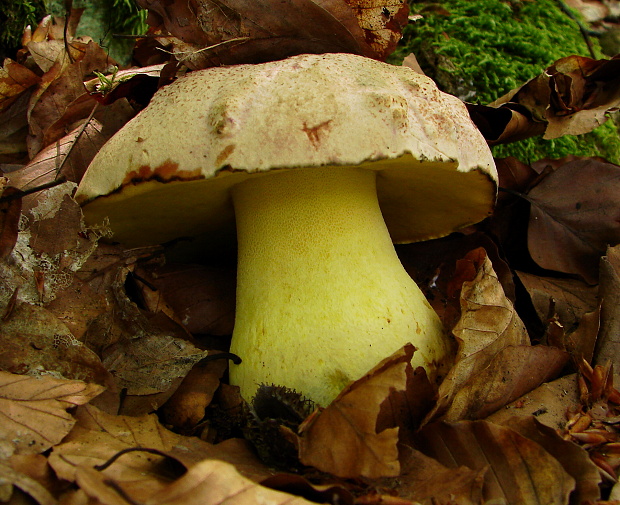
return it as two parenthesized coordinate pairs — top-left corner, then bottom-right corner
(229, 166), (452, 406)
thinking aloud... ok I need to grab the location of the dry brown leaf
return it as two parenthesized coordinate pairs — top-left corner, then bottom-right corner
(78, 459), (315, 505)
(443, 345), (568, 421)
(492, 55), (620, 140)
(0, 186), (23, 259)
(0, 459), (57, 505)
(0, 59), (41, 112)
(0, 371), (104, 455)
(298, 345), (412, 478)
(137, 0), (406, 69)
(526, 158), (620, 284)
(424, 248), (569, 422)
(414, 420), (576, 505)
(48, 404), (181, 483)
(594, 244), (620, 367)
(397, 447), (485, 505)
(27, 40), (115, 157)
(137, 263), (236, 336)
(160, 356), (229, 431)
(516, 271), (599, 333)
(487, 373), (580, 430)
(0, 302), (112, 386)
(496, 416), (602, 504)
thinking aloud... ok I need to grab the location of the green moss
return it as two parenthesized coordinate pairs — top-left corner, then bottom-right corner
(392, 0), (620, 163)
(0, 0), (46, 51)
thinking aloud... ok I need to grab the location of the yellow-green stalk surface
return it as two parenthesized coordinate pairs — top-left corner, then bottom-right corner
(231, 166), (448, 406)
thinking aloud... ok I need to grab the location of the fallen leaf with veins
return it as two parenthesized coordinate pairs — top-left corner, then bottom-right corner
(0, 302), (112, 386)
(0, 459), (57, 505)
(414, 420), (576, 505)
(298, 345), (413, 478)
(425, 248), (567, 423)
(397, 447), (486, 505)
(49, 404), (181, 483)
(27, 40), (115, 158)
(77, 458), (316, 505)
(487, 373), (580, 430)
(526, 158), (620, 284)
(496, 416), (602, 504)
(0, 371), (104, 455)
(137, 0), (407, 69)
(516, 271), (598, 332)
(594, 244), (620, 367)
(0, 59), (41, 112)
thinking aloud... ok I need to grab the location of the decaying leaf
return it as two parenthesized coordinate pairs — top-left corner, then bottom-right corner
(426, 248), (567, 423)
(77, 458), (315, 505)
(0, 59), (41, 112)
(298, 345), (413, 478)
(498, 416), (602, 504)
(415, 420), (576, 505)
(490, 54), (620, 140)
(136, 263), (236, 336)
(594, 244), (620, 367)
(0, 300), (112, 387)
(526, 158), (620, 284)
(160, 356), (229, 431)
(0, 459), (57, 505)
(0, 186), (23, 259)
(0, 371), (104, 455)
(516, 271), (599, 333)
(397, 447), (486, 505)
(49, 404), (181, 483)
(137, 0), (407, 69)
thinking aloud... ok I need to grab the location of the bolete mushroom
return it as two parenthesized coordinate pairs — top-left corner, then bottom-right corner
(75, 53), (497, 407)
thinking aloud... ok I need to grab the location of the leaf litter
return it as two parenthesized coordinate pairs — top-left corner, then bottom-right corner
(0, 4), (620, 505)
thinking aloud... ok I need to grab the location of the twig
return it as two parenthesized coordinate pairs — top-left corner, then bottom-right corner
(555, 0), (598, 59)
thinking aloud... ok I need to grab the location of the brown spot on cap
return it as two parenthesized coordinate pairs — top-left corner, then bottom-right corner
(302, 120), (333, 149)
(216, 144), (236, 166)
(122, 160), (204, 185)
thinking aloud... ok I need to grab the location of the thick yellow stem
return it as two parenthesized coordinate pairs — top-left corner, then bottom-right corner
(229, 166), (451, 406)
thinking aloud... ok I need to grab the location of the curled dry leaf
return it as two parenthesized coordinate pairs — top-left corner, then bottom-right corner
(426, 248), (568, 422)
(0, 302), (112, 386)
(0, 371), (104, 455)
(160, 355), (229, 431)
(77, 459), (315, 505)
(516, 271), (598, 333)
(297, 345), (413, 479)
(0, 459), (57, 505)
(0, 59), (41, 112)
(397, 447), (485, 505)
(526, 158), (620, 284)
(414, 420), (576, 505)
(137, 0), (407, 69)
(49, 404), (181, 483)
(0, 186), (23, 259)
(497, 416), (602, 504)
(594, 244), (620, 367)
(491, 54), (620, 140)
(137, 263), (236, 336)
(27, 41), (115, 158)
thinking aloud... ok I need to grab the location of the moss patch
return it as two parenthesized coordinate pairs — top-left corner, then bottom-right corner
(391, 0), (620, 163)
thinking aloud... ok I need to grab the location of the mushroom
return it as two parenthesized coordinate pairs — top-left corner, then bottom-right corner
(75, 53), (497, 407)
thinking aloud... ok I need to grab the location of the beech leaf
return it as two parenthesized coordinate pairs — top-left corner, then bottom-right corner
(594, 244), (620, 367)
(48, 404), (181, 483)
(426, 248), (568, 422)
(414, 420), (576, 505)
(526, 158), (620, 284)
(0, 371), (104, 455)
(297, 345), (413, 478)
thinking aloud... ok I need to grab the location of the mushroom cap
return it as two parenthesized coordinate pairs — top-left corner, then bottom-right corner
(75, 53), (497, 247)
